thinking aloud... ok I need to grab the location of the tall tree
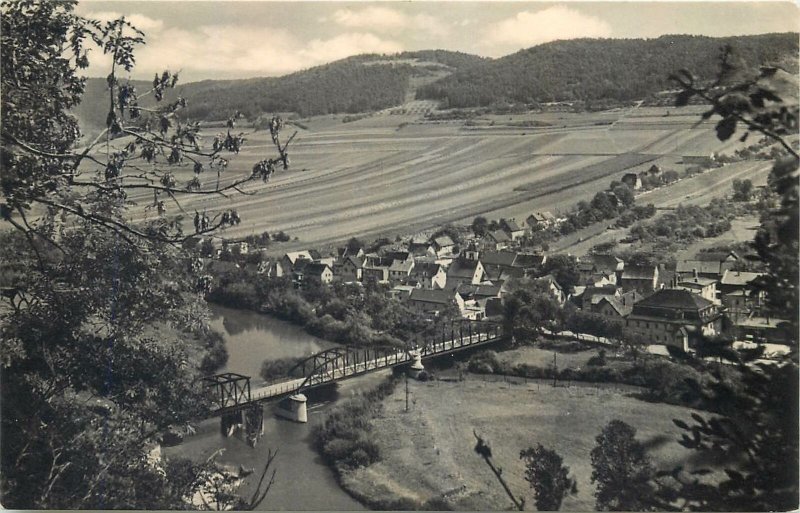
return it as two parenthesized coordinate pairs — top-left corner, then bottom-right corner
(519, 444), (578, 511)
(1, 1), (288, 508)
(590, 420), (656, 511)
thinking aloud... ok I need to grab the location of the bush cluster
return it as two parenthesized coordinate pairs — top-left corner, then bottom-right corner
(313, 378), (398, 470)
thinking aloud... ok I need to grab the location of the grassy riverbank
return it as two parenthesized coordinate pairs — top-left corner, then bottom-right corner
(333, 367), (710, 510)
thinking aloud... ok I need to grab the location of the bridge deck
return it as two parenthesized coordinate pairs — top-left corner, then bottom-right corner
(209, 327), (503, 415)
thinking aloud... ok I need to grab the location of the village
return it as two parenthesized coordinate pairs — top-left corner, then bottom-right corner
(191, 178), (790, 359)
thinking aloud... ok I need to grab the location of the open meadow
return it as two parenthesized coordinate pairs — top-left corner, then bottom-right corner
(339, 374), (711, 511)
(110, 105), (765, 250)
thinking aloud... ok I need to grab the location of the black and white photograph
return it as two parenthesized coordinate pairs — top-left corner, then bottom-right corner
(1, 0), (798, 510)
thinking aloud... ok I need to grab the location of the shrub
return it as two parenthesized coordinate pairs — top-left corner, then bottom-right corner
(587, 350), (607, 367)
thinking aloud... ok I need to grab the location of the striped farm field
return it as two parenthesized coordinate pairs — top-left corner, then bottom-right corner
(112, 106), (763, 249)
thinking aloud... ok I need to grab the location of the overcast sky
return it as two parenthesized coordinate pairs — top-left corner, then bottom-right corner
(75, 1), (799, 82)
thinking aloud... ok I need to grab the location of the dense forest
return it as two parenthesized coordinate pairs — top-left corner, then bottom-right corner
(417, 33), (800, 108)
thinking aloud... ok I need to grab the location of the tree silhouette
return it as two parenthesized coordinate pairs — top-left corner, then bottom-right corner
(520, 444), (578, 510)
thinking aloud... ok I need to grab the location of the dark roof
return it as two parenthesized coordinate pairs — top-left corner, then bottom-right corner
(344, 256), (364, 268)
(384, 250), (411, 262)
(488, 230), (510, 243)
(633, 289), (713, 311)
(582, 285), (619, 300)
(411, 262), (442, 277)
(676, 260), (722, 275)
(503, 219), (523, 232)
(480, 251), (517, 267)
(622, 265), (657, 280)
(694, 251), (739, 262)
(513, 253), (546, 268)
(304, 262), (331, 275)
(597, 296), (633, 317)
(447, 259), (481, 279)
(409, 288), (457, 304)
(590, 254), (623, 272)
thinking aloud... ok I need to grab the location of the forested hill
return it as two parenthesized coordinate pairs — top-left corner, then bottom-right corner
(74, 50), (485, 129)
(417, 33), (800, 108)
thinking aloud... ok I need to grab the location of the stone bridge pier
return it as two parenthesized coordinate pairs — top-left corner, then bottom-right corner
(275, 394), (308, 423)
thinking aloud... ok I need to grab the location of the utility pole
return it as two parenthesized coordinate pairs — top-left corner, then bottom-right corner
(552, 351), (558, 388)
(405, 371), (409, 412)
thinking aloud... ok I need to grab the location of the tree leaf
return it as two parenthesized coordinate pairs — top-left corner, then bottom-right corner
(715, 116), (737, 141)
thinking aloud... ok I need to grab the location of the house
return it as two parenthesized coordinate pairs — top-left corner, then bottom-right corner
(526, 211), (556, 230)
(388, 257), (415, 281)
(719, 270), (765, 321)
(302, 263), (334, 285)
(590, 254), (625, 275)
(732, 316), (792, 345)
(485, 229), (511, 250)
(431, 236), (455, 256)
(388, 284), (416, 301)
(262, 259), (285, 278)
(621, 173), (642, 190)
(407, 288), (464, 316)
(675, 273), (718, 304)
(586, 271), (617, 288)
(620, 265), (659, 294)
(535, 274), (567, 305)
(500, 218), (525, 241)
(513, 252), (547, 270)
(577, 285), (620, 310)
(336, 245), (365, 261)
(281, 251), (313, 273)
(408, 262), (447, 290)
(594, 290), (640, 319)
(481, 264), (523, 290)
(676, 260), (729, 280)
(446, 258), (485, 288)
(718, 270), (762, 295)
(625, 289), (723, 351)
(480, 250), (517, 269)
(361, 255), (392, 283)
(336, 256), (364, 282)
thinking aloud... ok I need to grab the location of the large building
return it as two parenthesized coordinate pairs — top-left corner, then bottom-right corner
(625, 289), (723, 351)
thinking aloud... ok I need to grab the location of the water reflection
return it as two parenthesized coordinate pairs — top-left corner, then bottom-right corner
(209, 304), (336, 381)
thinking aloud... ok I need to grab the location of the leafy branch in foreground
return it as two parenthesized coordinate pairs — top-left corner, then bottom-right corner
(0, 1), (284, 508)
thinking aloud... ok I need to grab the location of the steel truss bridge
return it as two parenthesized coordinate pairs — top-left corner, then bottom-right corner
(203, 319), (504, 416)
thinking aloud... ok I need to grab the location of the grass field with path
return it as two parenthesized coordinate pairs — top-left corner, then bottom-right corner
(339, 370), (709, 511)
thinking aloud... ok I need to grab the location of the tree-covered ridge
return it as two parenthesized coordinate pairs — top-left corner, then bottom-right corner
(417, 33), (800, 108)
(74, 49), (485, 127)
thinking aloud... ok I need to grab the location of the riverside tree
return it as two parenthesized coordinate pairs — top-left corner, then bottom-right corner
(1, 1), (288, 508)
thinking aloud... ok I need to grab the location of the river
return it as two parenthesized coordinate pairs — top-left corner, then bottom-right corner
(166, 304), (375, 510)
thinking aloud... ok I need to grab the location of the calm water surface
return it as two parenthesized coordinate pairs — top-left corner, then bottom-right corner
(167, 305), (371, 510)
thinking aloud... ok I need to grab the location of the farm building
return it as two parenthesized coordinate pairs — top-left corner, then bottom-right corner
(336, 256), (364, 282)
(526, 211), (556, 229)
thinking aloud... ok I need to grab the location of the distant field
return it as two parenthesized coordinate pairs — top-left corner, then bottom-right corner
(100, 105), (760, 249)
